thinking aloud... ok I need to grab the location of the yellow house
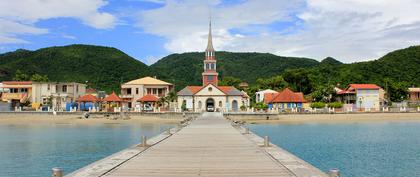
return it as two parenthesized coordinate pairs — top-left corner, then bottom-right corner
(120, 76), (174, 109)
(1, 81), (33, 108)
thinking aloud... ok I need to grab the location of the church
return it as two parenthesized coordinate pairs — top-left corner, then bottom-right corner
(177, 22), (250, 112)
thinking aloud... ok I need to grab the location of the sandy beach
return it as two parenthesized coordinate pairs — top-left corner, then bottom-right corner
(0, 113), (184, 125)
(229, 113), (420, 124)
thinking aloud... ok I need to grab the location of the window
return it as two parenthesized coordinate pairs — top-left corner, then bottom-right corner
(206, 63), (210, 70)
(147, 88), (151, 94)
(127, 88), (132, 95)
(153, 89), (157, 94)
(208, 75), (214, 81)
(219, 101), (222, 107)
(47, 84), (50, 91)
(62, 85), (67, 92)
(136, 88), (139, 94)
(198, 101), (202, 109)
(208, 87), (212, 92)
(76, 85), (79, 93)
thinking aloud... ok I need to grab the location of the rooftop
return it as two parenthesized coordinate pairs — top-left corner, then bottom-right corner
(123, 76), (172, 85)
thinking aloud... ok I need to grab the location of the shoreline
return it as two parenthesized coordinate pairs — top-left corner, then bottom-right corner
(228, 112), (420, 124)
(0, 114), (184, 125)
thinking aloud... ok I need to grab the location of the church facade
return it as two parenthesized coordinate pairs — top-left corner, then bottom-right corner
(177, 22), (249, 112)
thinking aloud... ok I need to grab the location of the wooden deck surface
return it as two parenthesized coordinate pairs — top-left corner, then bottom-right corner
(103, 112), (297, 177)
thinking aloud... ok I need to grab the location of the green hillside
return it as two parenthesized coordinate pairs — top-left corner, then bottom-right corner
(0, 44), (150, 92)
(150, 52), (319, 90)
(0, 44), (419, 101)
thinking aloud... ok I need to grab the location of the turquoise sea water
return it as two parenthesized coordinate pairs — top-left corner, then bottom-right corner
(250, 121), (420, 177)
(0, 123), (174, 177)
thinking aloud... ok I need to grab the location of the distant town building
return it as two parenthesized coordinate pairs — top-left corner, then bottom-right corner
(408, 88), (420, 102)
(32, 82), (86, 110)
(255, 89), (278, 103)
(336, 84), (383, 110)
(1, 81), (33, 108)
(120, 76), (174, 109)
(264, 88), (307, 110)
(1, 81), (86, 110)
(177, 21), (249, 112)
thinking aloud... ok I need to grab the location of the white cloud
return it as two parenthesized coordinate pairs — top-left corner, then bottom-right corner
(0, 0), (116, 44)
(144, 55), (165, 65)
(137, 0), (420, 62)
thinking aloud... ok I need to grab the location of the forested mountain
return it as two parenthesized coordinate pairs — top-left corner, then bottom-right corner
(0, 44), (150, 92)
(150, 52), (319, 89)
(0, 44), (419, 100)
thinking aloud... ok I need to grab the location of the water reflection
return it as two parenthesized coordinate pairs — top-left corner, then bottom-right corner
(0, 123), (174, 177)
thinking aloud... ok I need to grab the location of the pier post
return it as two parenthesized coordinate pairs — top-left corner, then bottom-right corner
(245, 127), (249, 134)
(51, 167), (63, 177)
(264, 136), (270, 147)
(141, 135), (148, 147)
(329, 169), (340, 177)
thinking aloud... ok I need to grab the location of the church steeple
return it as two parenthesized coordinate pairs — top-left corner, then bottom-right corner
(202, 19), (218, 86)
(206, 20), (215, 52)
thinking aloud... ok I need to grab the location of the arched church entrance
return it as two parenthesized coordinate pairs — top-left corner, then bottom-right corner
(206, 98), (215, 112)
(232, 100), (238, 112)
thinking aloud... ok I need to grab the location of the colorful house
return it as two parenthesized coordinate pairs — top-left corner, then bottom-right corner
(120, 76), (174, 109)
(408, 88), (420, 102)
(255, 89), (278, 103)
(1, 81), (32, 108)
(177, 21), (249, 112)
(264, 88), (307, 111)
(337, 84), (383, 110)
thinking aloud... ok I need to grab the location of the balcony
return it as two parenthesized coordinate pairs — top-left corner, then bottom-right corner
(120, 94), (134, 99)
(1, 93), (28, 102)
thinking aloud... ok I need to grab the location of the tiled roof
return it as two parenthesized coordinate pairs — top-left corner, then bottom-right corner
(138, 94), (159, 102)
(103, 92), (122, 102)
(265, 88), (307, 103)
(124, 76), (172, 85)
(2, 81), (32, 85)
(177, 84), (245, 96)
(408, 88), (420, 92)
(348, 84), (381, 90)
(77, 94), (99, 102)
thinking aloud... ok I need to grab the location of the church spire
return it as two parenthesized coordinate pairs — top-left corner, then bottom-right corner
(206, 20), (215, 52)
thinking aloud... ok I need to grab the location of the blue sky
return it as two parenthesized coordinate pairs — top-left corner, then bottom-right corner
(1, 0), (419, 64)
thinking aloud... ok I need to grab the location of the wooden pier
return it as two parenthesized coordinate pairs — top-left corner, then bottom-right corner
(66, 112), (327, 177)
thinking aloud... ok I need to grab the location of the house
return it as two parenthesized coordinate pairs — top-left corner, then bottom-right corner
(255, 89), (278, 103)
(120, 76), (174, 109)
(1, 81), (86, 110)
(264, 88), (307, 111)
(336, 84), (383, 110)
(1, 81), (32, 108)
(177, 21), (249, 112)
(408, 88), (420, 102)
(31, 82), (86, 110)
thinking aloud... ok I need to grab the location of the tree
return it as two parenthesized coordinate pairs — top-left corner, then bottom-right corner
(13, 70), (30, 81)
(388, 81), (410, 102)
(30, 74), (49, 82)
(282, 69), (314, 94)
(256, 75), (288, 90)
(219, 76), (242, 88)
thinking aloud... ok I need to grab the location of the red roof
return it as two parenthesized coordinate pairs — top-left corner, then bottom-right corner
(2, 81), (32, 85)
(348, 84), (381, 90)
(187, 86), (203, 94)
(103, 92), (122, 102)
(265, 88), (307, 103)
(138, 94), (159, 102)
(86, 88), (97, 94)
(77, 94), (99, 102)
(218, 86), (234, 94)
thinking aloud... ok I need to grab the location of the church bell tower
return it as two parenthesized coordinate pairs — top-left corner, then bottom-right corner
(202, 20), (218, 86)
